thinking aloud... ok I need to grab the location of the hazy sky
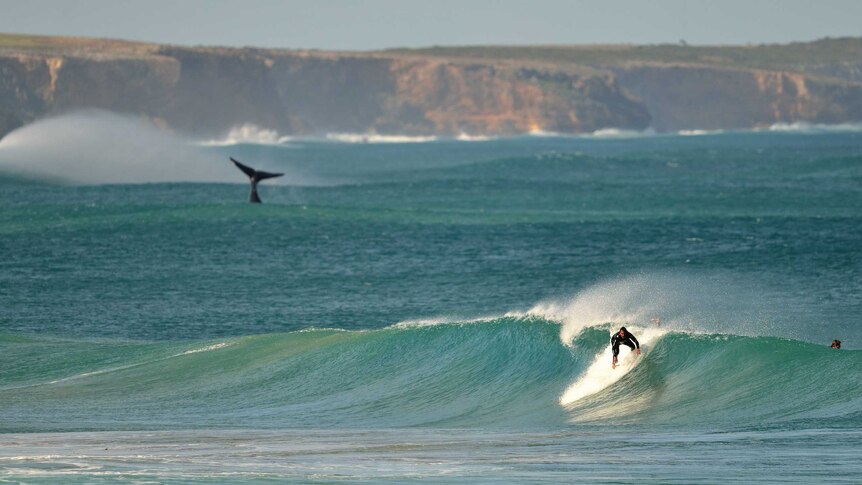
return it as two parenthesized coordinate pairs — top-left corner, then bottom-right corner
(1, 0), (860, 50)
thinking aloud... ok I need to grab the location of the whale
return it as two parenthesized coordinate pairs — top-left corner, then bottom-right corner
(230, 157), (284, 203)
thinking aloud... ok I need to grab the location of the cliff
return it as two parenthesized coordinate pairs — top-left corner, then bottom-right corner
(611, 64), (862, 130)
(2, 34), (862, 139)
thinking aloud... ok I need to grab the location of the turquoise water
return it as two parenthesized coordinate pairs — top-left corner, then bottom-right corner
(1, 129), (861, 482)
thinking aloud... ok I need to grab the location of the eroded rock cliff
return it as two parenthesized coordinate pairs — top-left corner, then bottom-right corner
(612, 64), (862, 130)
(0, 39), (649, 138)
(1, 34), (861, 138)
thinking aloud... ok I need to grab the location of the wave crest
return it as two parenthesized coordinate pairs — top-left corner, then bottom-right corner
(200, 124), (293, 146)
(325, 132), (438, 143)
(2, 323), (857, 432)
(768, 121), (862, 133)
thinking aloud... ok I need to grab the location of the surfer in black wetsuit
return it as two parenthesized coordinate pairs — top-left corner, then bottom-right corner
(611, 326), (640, 368)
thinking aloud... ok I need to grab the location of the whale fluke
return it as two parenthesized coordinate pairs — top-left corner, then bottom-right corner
(230, 157), (284, 203)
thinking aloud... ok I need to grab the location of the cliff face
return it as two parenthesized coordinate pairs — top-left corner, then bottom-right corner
(0, 52), (179, 130)
(2, 35), (862, 139)
(612, 64), (862, 130)
(0, 44), (649, 138)
(377, 60), (649, 134)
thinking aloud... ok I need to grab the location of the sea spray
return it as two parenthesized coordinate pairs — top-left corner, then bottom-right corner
(522, 273), (786, 346)
(0, 110), (238, 184)
(200, 123), (293, 146)
(0, 110), (332, 187)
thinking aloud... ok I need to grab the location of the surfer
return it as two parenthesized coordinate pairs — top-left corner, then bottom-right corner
(831, 339), (841, 349)
(611, 326), (640, 368)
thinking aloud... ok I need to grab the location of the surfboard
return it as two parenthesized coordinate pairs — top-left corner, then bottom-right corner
(559, 328), (663, 406)
(613, 346), (641, 370)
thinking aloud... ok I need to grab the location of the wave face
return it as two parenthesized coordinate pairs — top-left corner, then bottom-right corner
(2, 320), (859, 433)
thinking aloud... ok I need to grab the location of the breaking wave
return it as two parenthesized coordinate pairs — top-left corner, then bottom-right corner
(1, 273), (856, 433)
(325, 132), (438, 143)
(2, 321), (857, 433)
(200, 124), (293, 146)
(767, 121), (862, 133)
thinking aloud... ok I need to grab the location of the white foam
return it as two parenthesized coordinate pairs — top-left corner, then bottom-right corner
(325, 133), (438, 144)
(526, 273), (783, 348)
(455, 132), (495, 142)
(767, 121), (862, 133)
(526, 127), (653, 139)
(179, 342), (230, 355)
(559, 327), (665, 405)
(589, 128), (647, 138)
(46, 368), (120, 385)
(527, 128), (561, 137)
(677, 129), (724, 136)
(50, 342), (232, 382)
(200, 124), (293, 146)
(392, 315), (502, 328)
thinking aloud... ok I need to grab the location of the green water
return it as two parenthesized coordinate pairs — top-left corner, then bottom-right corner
(0, 129), (860, 482)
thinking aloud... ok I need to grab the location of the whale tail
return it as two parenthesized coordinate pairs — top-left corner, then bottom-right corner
(230, 157), (284, 203)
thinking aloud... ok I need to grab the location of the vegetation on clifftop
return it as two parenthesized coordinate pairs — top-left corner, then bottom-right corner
(384, 37), (862, 79)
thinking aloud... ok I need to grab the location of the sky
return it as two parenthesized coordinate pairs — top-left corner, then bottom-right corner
(1, 0), (860, 50)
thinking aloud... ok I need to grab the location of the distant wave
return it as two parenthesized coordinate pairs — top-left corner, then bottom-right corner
(588, 128), (651, 138)
(528, 127), (652, 139)
(767, 121), (862, 133)
(677, 129), (725, 136)
(194, 122), (862, 147)
(200, 124), (293, 146)
(527, 128), (563, 137)
(455, 132), (495, 142)
(325, 132), (439, 143)
(202, 130), (496, 145)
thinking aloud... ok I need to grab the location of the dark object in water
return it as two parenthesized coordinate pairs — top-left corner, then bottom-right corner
(230, 157), (284, 203)
(831, 339), (842, 349)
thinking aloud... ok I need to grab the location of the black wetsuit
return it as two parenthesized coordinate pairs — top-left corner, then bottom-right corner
(611, 332), (640, 361)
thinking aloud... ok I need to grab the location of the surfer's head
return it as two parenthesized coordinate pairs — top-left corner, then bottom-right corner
(831, 339), (841, 349)
(619, 326), (628, 336)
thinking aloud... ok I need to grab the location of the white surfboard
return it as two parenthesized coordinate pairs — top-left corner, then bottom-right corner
(559, 327), (663, 406)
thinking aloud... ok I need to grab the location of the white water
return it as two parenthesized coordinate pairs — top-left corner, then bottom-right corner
(559, 327), (665, 405)
(325, 132), (438, 143)
(524, 273), (782, 347)
(767, 121), (862, 133)
(200, 124), (293, 146)
(589, 127), (650, 138)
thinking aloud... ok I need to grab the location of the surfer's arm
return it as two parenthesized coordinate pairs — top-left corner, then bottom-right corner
(630, 334), (640, 349)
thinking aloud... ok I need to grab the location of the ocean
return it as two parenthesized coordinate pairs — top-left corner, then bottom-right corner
(1, 118), (861, 482)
